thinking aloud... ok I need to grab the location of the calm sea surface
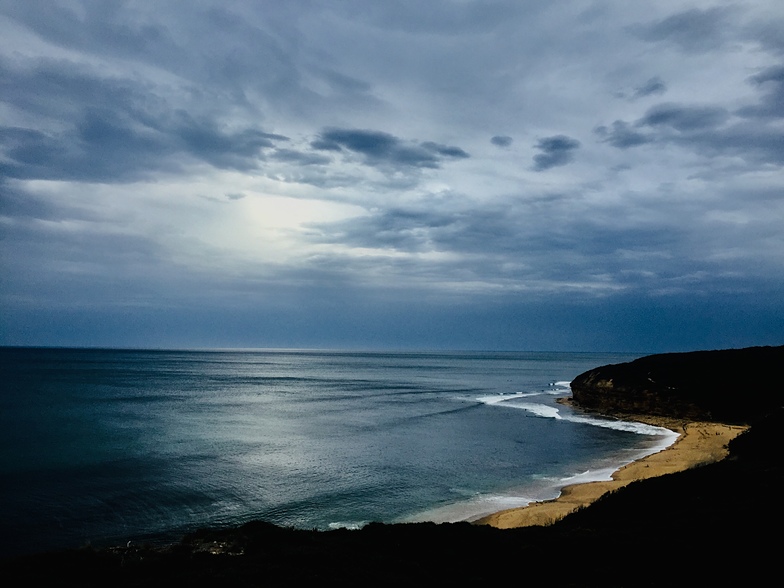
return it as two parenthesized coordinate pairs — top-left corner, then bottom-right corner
(0, 348), (674, 556)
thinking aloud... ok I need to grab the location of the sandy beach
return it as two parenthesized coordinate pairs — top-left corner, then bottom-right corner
(476, 415), (747, 529)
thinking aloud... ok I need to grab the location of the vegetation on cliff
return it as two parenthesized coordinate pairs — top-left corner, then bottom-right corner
(570, 345), (784, 422)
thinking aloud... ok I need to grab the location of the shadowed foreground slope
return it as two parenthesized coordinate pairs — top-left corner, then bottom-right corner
(3, 347), (782, 586)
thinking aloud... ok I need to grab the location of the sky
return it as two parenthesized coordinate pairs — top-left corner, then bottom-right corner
(1, 0), (783, 352)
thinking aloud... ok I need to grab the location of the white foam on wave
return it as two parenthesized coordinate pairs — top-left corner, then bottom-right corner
(401, 490), (548, 524)
(478, 395), (676, 438)
(405, 443), (676, 526)
(565, 413), (675, 437)
(476, 391), (543, 405)
(408, 388), (680, 527)
(511, 402), (563, 419)
(560, 466), (619, 484)
(403, 460), (640, 525)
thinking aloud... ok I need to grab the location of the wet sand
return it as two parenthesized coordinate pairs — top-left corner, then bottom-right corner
(476, 415), (747, 529)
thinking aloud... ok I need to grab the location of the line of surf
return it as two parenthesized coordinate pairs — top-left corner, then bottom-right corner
(477, 393), (675, 437)
(404, 386), (680, 527)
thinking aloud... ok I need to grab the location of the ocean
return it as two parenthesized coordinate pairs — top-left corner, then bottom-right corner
(0, 348), (676, 557)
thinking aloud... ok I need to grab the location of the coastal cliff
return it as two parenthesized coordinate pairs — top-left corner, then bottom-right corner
(570, 345), (784, 422)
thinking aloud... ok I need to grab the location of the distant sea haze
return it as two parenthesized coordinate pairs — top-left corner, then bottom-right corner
(0, 348), (674, 557)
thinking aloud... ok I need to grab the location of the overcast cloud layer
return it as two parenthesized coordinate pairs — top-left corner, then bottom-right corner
(1, 1), (783, 352)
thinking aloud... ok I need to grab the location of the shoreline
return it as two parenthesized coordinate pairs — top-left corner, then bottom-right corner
(475, 412), (747, 529)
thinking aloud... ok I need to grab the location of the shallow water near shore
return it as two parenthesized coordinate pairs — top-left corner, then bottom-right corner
(0, 348), (668, 556)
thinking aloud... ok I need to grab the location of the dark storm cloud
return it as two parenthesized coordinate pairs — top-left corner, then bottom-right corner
(637, 103), (730, 131)
(594, 121), (652, 149)
(632, 76), (667, 99)
(632, 7), (733, 52)
(309, 207), (457, 252)
(737, 65), (784, 119)
(0, 178), (78, 222)
(0, 57), (289, 182)
(317, 68), (373, 94)
(0, 112), (286, 182)
(750, 64), (784, 88)
(420, 142), (470, 159)
(306, 196), (558, 259)
(685, 122), (784, 166)
(172, 111), (288, 166)
(597, 72), (784, 167)
(0, 57), (126, 120)
(532, 135), (580, 171)
(270, 149), (332, 166)
(491, 135), (513, 148)
(0, 117), (168, 182)
(598, 115), (784, 166)
(312, 128), (469, 169)
(751, 18), (784, 56)
(0, 2), (318, 113)
(0, 1), (179, 61)
(303, 195), (741, 298)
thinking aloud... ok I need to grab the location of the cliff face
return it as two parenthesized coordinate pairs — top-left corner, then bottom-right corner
(570, 345), (784, 422)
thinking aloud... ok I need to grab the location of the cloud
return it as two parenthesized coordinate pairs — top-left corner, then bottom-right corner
(532, 135), (580, 171)
(271, 149), (332, 166)
(171, 111), (288, 168)
(597, 116), (783, 167)
(491, 135), (513, 148)
(632, 7), (733, 52)
(737, 65), (784, 119)
(750, 18), (784, 56)
(301, 180), (782, 304)
(637, 103), (729, 131)
(595, 121), (652, 149)
(0, 111), (287, 182)
(685, 122), (784, 166)
(632, 76), (667, 99)
(420, 141), (470, 159)
(0, 177), (79, 222)
(0, 57), (292, 182)
(597, 74), (784, 167)
(312, 128), (469, 169)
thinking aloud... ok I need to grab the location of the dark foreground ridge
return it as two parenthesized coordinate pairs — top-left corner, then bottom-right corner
(3, 346), (782, 586)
